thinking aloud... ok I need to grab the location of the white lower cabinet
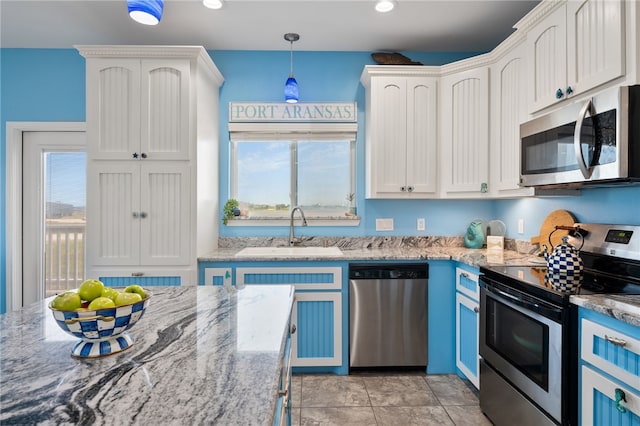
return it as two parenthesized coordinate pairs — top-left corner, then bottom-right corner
(454, 266), (480, 388)
(579, 311), (640, 425)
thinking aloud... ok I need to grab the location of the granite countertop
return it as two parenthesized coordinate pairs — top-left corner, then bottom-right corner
(199, 240), (640, 329)
(570, 294), (640, 327)
(199, 246), (540, 268)
(0, 285), (295, 425)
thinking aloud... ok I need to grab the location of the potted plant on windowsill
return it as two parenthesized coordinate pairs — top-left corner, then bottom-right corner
(223, 199), (240, 225)
(346, 193), (357, 216)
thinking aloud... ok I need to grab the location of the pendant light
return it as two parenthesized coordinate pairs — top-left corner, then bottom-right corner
(284, 33), (300, 104)
(127, 0), (164, 25)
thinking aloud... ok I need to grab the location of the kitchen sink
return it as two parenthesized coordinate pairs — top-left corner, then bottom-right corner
(234, 246), (344, 258)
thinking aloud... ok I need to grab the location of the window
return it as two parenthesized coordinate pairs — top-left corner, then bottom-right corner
(230, 135), (356, 220)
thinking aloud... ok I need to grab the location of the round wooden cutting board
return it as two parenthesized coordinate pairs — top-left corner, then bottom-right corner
(530, 209), (577, 249)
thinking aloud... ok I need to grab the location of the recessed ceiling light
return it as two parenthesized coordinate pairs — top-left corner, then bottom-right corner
(375, 0), (397, 13)
(203, 0), (223, 10)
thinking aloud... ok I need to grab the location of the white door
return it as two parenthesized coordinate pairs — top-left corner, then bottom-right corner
(22, 131), (86, 305)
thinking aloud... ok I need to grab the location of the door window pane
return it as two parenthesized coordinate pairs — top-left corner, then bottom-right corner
(44, 152), (86, 297)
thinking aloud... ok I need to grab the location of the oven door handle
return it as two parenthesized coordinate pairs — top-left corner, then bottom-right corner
(488, 287), (563, 318)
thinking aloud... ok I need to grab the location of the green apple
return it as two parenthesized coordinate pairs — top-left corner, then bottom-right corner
(124, 284), (146, 299)
(115, 292), (143, 307)
(88, 296), (116, 310)
(78, 279), (104, 302)
(101, 286), (120, 302)
(51, 292), (82, 311)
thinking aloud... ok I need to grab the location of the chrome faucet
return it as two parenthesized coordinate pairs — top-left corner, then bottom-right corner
(289, 206), (308, 246)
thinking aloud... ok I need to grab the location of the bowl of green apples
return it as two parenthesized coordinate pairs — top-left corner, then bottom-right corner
(49, 279), (151, 358)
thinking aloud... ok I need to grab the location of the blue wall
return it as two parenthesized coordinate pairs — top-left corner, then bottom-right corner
(2, 48), (640, 314)
(212, 50), (495, 239)
(495, 186), (640, 239)
(0, 49), (86, 314)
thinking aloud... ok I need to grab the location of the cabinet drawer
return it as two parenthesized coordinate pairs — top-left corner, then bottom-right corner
(455, 267), (479, 301)
(582, 365), (640, 425)
(581, 318), (640, 385)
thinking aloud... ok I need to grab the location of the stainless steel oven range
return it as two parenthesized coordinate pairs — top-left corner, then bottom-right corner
(479, 223), (640, 426)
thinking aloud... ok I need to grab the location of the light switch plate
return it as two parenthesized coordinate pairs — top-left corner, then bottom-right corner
(518, 219), (525, 234)
(376, 218), (394, 231)
(417, 218), (425, 231)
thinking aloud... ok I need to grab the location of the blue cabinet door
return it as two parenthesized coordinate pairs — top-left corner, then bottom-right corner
(292, 292), (342, 369)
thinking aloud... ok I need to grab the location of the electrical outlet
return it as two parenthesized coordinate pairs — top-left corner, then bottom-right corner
(518, 219), (525, 234)
(417, 218), (425, 231)
(376, 218), (394, 231)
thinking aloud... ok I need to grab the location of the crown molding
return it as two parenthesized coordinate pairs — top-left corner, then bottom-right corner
(360, 65), (440, 87)
(513, 0), (565, 34)
(75, 45), (224, 85)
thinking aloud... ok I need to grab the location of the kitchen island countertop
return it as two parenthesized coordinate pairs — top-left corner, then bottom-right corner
(0, 285), (295, 425)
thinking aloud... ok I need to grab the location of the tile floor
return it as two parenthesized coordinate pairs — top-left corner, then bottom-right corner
(290, 372), (492, 426)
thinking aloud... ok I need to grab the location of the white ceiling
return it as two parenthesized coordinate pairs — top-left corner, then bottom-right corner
(0, 0), (540, 52)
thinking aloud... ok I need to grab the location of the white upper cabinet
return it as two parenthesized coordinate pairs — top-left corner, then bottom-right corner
(361, 66), (438, 199)
(527, 0), (624, 112)
(440, 67), (490, 197)
(489, 40), (534, 197)
(86, 57), (191, 161)
(79, 45), (223, 284)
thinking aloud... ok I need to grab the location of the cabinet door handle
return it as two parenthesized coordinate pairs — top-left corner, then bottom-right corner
(290, 324), (297, 334)
(566, 86), (573, 96)
(615, 388), (627, 413)
(604, 334), (627, 347)
(461, 272), (469, 278)
(132, 212), (139, 218)
(473, 306), (479, 313)
(556, 88), (564, 99)
(131, 272), (144, 277)
(400, 186), (407, 192)
(407, 186), (414, 192)
(141, 152), (147, 159)
(132, 152), (139, 159)
(140, 212), (147, 219)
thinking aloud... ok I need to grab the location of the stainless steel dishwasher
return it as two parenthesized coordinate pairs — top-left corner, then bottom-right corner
(349, 263), (428, 368)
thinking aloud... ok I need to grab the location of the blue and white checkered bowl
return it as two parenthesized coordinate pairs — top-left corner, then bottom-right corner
(49, 291), (151, 358)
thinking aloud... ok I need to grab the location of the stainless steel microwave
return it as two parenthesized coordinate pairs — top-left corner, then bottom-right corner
(520, 85), (640, 188)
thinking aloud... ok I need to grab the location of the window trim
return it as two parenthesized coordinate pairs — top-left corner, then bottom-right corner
(228, 122), (358, 226)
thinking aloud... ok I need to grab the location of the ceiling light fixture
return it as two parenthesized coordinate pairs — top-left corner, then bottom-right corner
(203, 0), (224, 9)
(375, 0), (397, 13)
(127, 0), (164, 25)
(284, 33), (300, 104)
